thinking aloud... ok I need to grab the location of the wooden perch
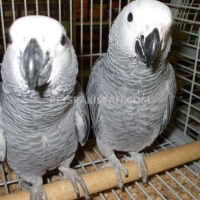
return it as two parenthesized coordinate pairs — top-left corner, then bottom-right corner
(1, 140), (200, 200)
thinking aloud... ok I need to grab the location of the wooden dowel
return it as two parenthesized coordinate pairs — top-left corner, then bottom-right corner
(1, 140), (200, 200)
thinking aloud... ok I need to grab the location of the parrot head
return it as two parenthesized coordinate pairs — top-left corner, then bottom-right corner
(109, 0), (172, 68)
(7, 15), (77, 91)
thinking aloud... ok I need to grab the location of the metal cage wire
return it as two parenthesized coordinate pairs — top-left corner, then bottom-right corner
(0, 0), (199, 199)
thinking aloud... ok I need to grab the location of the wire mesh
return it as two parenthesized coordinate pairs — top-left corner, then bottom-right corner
(1, 130), (200, 199)
(167, 0), (200, 141)
(0, 0), (199, 199)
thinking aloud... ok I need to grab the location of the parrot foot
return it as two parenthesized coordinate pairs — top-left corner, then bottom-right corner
(124, 152), (148, 183)
(21, 177), (47, 200)
(59, 167), (90, 200)
(100, 155), (129, 188)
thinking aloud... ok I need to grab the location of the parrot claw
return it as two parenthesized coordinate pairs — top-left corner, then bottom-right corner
(114, 162), (128, 188)
(76, 192), (80, 199)
(125, 152), (148, 184)
(101, 157), (129, 188)
(21, 178), (47, 200)
(59, 167), (90, 200)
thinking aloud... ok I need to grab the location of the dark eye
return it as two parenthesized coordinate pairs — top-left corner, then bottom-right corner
(127, 13), (133, 22)
(61, 35), (66, 46)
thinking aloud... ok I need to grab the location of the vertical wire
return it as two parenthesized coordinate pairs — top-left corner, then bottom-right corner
(184, 0), (191, 43)
(58, 0), (61, 23)
(118, 0), (121, 13)
(109, 0), (112, 31)
(189, 4), (199, 45)
(80, 0), (83, 86)
(178, 0), (185, 32)
(47, 0), (50, 17)
(69, 0), (73, 42)
(183, 32), (200, 135)
(35, 0), (38, 15)
(174, 0), (185, 49)
(197, 21), (200, 46)
(99, 0), (103, 55)
(90, 0), (93, 70)
(0, 0), (6, 53)
(184, 0), (194, 43)
(176, 0), (182, 33)
(180, 0), (191, 42)
(11, 0), (15, 21)
(24, 0), (27, 16)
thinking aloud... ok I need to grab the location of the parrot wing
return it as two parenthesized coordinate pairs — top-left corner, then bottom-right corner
(160, 63), (177, 133)
(74, 82), (90, 146)
(86, 56), (105, 135)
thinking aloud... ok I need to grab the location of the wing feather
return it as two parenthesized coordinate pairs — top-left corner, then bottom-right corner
(86, 56), (105, 134)
(160, 64), (177, 132)
(74, 82), (90, 146)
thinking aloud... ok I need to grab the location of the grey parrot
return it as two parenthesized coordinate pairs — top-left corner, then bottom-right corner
(87, 0), (176, 188)
(1, 16), (90, 199)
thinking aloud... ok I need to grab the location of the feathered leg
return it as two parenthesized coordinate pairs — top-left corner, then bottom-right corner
(20, 175), (47, 200)
(59, 154), (90, 200)
(97, 136), (129, 188)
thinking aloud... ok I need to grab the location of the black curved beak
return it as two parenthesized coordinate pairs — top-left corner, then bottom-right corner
(135, 28), (162, 68)
(21, 38), (52, 90)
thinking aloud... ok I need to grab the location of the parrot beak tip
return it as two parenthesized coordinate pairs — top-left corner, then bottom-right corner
(135, 28), (162, 68)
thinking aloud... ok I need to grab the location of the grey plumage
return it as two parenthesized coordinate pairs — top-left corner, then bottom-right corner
(87, 0), (176, 188)
(0, 82), (5, 162)
(1, 15), (90, 200)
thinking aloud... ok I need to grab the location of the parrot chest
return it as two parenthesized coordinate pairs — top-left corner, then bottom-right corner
(3, 94), (78, 175)
(97, 72), (167, 152)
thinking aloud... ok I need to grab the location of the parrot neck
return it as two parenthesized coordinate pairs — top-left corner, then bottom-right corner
(106, 35), (172, 78)
(104, 38), (172, 95)
(106, 45), (167, 73)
